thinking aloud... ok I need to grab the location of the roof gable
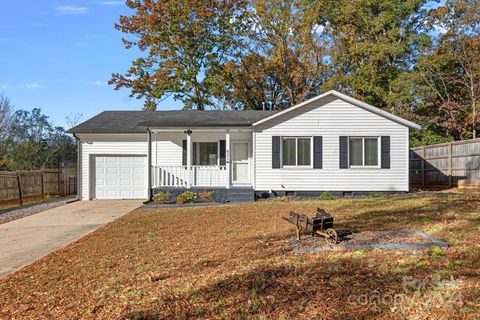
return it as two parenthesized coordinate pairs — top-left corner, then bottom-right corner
(252, 90), (422, 130)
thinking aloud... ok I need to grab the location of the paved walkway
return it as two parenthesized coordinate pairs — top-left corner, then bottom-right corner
(0, 200), (142, 277)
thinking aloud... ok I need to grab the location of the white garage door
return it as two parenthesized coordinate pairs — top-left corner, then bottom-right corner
(93, 155), (147, 199)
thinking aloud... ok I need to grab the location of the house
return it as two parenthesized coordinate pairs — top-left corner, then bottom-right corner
(67, 90), (421, 202)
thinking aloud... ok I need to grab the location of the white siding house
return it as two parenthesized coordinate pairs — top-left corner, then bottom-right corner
(68, 90), (421, 201)
(253, 95), (410, 192)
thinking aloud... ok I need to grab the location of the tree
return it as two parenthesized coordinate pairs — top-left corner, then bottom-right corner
(210, 53), (282, 110)
(317, 0), (428, 110)
(0, 94), (13, 169)
(4, 108), (76, 171)
(249, 0), (328, 108)
(213, 0), (329, 110)
(412, 0), (480, 139)
(409, 128), (454, 147)
(110, 0), (248, 110)
(422, 0), (480, 138)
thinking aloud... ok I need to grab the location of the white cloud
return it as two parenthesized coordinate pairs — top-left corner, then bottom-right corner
(24, 82), (47, 89)
(0, 84), (8, 90)
(56, 6), (89, 14)
(100, 1), (123, 5)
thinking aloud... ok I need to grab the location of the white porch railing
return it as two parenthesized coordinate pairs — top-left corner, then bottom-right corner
(152, 165), (228, 188)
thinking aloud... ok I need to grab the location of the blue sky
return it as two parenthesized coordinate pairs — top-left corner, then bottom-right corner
(0, 0), (182, 129)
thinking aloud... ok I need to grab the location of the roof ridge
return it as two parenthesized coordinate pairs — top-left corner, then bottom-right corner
(100, 109), (276, 112)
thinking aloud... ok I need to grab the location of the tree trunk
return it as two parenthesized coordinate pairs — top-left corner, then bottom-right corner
(473, 96), (477, 139)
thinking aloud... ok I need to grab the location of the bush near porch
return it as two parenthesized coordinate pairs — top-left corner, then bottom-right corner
(0, 190), (479, 319)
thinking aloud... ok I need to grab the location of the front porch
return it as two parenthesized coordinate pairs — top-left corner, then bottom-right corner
(151, 165), (228, 188)
(148, 128), (253, 189)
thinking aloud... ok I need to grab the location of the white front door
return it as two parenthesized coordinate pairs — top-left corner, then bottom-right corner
(232, 141), (250, 184)
(93, 155), (147, 199)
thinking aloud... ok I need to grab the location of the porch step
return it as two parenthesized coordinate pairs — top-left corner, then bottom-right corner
(227, 188), (255, 203)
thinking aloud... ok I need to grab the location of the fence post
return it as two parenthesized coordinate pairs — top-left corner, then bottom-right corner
(16, 173), (23, 206)
(421, 146), (426, 187)
(57, 170), (61, 196)
(448, 142), (453, 187)
(62, 173), (67, 196)
(41, 171), (45, 200)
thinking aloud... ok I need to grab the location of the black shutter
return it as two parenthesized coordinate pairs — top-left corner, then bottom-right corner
(339, 136), (348, 169)
(313, 136), (323, 169)
(381, 136), (391, 169)
(219, 140), (226, 165)
(272, 136), (281, 168)
(182, 140), (187, 166)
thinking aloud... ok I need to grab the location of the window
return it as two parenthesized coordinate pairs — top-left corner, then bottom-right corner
(282, 137), (311, 167)
(349, 137), (378, 167)
(192, 142), (218, 165)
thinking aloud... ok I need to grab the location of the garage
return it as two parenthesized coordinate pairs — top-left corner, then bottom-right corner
(93, 155), (147, 200)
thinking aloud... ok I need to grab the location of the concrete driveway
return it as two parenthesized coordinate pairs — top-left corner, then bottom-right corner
(0, 200), (142, 277)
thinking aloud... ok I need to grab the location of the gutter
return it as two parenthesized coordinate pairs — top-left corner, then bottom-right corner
(72, 133), (81, 200)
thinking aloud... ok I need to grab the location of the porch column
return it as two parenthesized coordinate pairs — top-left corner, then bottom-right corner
(147, 128), (152, 201)
(186, 131), (192, 188)
(225, 129), (231, 189)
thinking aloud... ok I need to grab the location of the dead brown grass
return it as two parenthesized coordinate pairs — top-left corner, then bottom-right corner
(0, 191), (479, 319)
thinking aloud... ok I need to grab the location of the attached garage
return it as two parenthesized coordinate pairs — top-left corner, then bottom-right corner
(92, 155), (147, 200)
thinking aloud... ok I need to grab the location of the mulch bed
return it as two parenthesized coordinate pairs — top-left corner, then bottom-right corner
(289, 230), (448, 253)
(263, 190), (462, 203)
(142, 200), (228, 209)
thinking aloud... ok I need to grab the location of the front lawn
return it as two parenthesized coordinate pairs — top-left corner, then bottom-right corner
(1, 191), (479, 319)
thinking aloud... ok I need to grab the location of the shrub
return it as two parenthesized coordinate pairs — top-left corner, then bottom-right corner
(152, 191), (172, 203)
(198, 189), (215, 202)
(369, 192), (383, 198)
(320, 191), (335, 200)
(176, 191), (197, 204)
(275, 196), (290, 202)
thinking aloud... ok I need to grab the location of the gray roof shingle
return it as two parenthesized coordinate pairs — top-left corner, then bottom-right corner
(67, 110), (276, 134)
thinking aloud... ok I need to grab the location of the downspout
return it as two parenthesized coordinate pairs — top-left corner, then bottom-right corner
(73, 133), (81, 200)
(147, 128), (153, 202)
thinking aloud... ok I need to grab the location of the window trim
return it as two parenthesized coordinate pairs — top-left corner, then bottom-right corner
(348, 136), (380, 169)
(192, 141), (220, 166)
(281, 136), (313, 168)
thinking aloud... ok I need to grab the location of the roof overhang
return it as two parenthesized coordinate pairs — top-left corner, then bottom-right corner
(148, 127), (252, 133)
(252, 90), (422, 131)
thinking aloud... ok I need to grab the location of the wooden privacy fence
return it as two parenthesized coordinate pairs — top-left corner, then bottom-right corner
(0, 169), (77, 206)
(410, 138), (480, 187)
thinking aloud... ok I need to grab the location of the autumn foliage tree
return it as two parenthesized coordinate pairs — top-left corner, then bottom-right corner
(211, 0), (328, 110)
(110, 0), (248, 110)
(415, 0), (480, 139)
(316, 0), (429, 110)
